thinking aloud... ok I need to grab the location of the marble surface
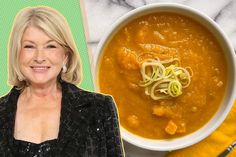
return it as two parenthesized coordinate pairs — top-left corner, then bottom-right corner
(81, 0), (236, 156)
(83, 0), (236, 55)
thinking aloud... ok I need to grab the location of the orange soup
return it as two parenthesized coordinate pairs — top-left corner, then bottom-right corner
(98, 13), (227, 139)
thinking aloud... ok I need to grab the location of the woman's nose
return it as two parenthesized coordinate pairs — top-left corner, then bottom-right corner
(34, 48), (46, 63)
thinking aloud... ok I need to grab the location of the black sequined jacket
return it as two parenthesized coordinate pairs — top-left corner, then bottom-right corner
(0, 81), (125, 157)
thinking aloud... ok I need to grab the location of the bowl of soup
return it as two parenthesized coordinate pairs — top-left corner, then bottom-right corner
(94, 3), (236, 150)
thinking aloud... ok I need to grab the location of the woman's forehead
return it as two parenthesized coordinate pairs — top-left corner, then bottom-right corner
(22, 26), (50, 39)
(22, 26), (56, 44)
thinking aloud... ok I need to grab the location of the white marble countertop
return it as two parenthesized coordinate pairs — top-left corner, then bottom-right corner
(83, 0), (236, 54)
(81, 0), (236, 156)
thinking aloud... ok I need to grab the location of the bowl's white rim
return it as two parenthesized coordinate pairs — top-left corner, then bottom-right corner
(94, 3), (236, 151)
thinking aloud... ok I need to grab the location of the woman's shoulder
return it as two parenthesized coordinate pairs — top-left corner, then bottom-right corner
(0, 87), (19, 107)
(78, 88), (114, 106)
(62, 81), (115, 111)
(62, 81), (112, 101)
(0, 93), (11, 108)
(0, 92), (13, 123)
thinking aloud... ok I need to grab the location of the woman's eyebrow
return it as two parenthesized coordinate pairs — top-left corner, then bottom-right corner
(22, 40), (57, 44)
(45, 40), (56, 44)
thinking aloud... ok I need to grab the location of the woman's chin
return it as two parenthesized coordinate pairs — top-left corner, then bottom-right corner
(27, 78), (57, 87)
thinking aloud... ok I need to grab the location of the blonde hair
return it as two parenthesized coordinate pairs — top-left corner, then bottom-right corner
(8, 6), (82, 89)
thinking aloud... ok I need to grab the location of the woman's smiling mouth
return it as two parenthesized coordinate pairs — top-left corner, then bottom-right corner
(30, 66), (51, 72)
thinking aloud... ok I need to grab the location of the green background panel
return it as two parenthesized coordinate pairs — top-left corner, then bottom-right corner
(0, 0), (94, 96)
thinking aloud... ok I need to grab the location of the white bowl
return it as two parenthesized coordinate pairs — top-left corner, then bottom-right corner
(94, 3), (236, 151)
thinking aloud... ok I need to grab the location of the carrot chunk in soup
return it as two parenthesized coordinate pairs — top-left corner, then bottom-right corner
(165, 120), (178, 135)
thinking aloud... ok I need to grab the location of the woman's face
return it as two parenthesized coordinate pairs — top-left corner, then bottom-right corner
(19, 26), (67, 86)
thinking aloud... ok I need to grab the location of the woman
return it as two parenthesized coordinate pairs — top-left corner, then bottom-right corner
(0, 6), (124, 157)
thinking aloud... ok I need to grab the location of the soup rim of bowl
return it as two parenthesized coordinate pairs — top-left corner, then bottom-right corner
(94, 3), (236, 151)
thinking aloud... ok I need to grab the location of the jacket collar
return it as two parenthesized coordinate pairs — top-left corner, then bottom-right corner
(56, 80), (91, 152)
(1, 80), (91, 152)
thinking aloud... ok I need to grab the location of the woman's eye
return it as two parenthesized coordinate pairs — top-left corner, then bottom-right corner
(46, 45), (57, 48)
(24, 45), (35, 48)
